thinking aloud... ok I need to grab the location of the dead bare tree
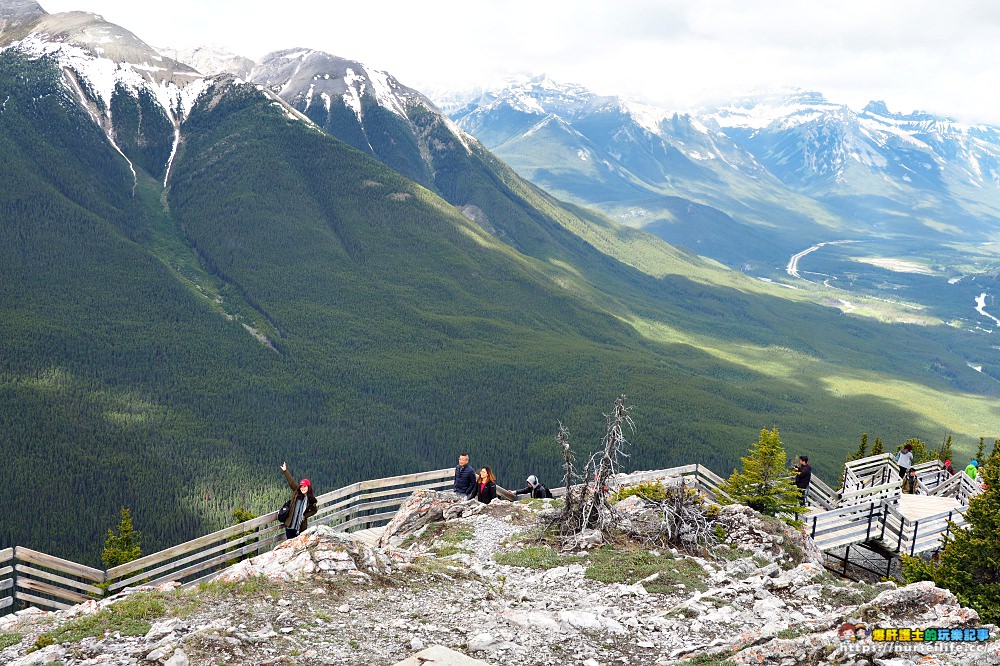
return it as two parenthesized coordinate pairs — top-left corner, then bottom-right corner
(579, 395), (634, 531)
(556, 421), (580, 528)
(626, 479), (720, 552)
(549, 395), (635, 548)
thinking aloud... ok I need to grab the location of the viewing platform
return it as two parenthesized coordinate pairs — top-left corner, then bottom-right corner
(0, 454), (983, 614)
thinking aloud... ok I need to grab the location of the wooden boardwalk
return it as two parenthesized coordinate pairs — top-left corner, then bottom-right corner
(351, 527), (383, 547)
(897, 494), (962, 520)
(804, 455), (979, 559)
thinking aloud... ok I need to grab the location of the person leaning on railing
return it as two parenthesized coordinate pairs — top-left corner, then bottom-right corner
(513, 475), (553, 499)
(280, 462), (317, 539)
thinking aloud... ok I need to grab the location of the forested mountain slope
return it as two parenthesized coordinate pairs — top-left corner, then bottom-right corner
(1, 18), (999, 565)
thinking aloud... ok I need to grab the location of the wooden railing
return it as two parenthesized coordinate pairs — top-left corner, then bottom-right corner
(840, 453), (900, 505)
(808, 500), (885, 551)
(880, 501), (969, 557)
(808, 493), (971, 556)
(0, 468), (454, 614)
(607, 464), (734, 503)
(0, 548), (13, 613)
(0, 547), (104, 612)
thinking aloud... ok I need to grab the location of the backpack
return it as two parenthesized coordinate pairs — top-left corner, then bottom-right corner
(277, 499), (291, 522)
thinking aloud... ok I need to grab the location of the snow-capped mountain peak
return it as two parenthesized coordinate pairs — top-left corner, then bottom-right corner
(249, 49), (424, 124)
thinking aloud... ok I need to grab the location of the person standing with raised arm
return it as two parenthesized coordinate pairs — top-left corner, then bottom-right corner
(280, 462), (317, 539)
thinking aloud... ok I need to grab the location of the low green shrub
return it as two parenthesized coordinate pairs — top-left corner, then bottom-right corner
(612, 480), (667, 503)
(584, 547), (707, 593)
(494, 546), (584, 569)
(33, 592), (166, 647)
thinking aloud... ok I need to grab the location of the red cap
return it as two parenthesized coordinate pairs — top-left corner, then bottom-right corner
(299, 479), (311, 488)
(945, 460), (951, 466)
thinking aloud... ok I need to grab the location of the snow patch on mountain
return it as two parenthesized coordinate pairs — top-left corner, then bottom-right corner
(365, 67), (406, 117)
(7, 34), (205, 124)
(341, 67), (364, 121)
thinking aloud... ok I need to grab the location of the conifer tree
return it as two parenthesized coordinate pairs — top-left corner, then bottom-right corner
(871, 437), (885, 455)
(719, 427), (806, 524)
(903, 457), (1000, 624)
(902, 438), (927, 463)
(849, 433), (869, 461)
(102, 508), (142, 568)
(976, 437), (986, 463)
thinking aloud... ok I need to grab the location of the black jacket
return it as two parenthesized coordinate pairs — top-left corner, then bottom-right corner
(476, 481), (497, 504)
(794, 463), (812, 490)
(454, 464), (477, 498)
(514, 483), (553, 499)
(282, 468), (318, 530)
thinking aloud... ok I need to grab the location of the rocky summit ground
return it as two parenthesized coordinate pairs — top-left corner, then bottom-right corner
(1, 485), (998, 666)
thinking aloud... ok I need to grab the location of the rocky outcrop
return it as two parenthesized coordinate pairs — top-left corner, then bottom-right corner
(220, 525), (394, 582)
(0, 492), (995, 666)
(377, 489), (483, 548)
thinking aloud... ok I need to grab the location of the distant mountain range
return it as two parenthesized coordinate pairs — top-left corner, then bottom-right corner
(2, 0), (999, 563)
(442, 76), (1000, 267)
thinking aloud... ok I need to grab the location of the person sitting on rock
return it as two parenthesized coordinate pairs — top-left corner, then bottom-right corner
(514, 474), (553, 499)
(475, 466), (497, 504)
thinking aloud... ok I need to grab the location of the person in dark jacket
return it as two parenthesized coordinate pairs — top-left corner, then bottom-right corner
(475, 466), (497, 504)
(792, 455), (811, 506)
(280, 462), (317, 539)
(454, 453), (477, 499)
(514, 475), (553, 499)
(902, 468), (920, 494)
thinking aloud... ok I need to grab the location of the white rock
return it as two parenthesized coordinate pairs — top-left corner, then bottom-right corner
(146, 645), (174, 661)
(164, 649), (189, 666)
(468, 632), (495, 651)
(9, 645), (67, 665)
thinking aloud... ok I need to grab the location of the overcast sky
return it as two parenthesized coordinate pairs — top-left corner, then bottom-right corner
(38, 0), (1000, 124)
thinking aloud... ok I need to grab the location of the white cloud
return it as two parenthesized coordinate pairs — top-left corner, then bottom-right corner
(36, 0), (1000, 124)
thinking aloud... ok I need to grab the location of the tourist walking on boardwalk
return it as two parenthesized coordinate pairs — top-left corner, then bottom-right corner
(454, 452), (477, 499)
(944, 459), (956, 476)
(965, 460), (979, 480)
(475, 466), (498, 504)
(514, 474), (554, 499)
(902, 468), (920, 494)
(895, 444), (914, 479)
(280, 462), (317, 539)
(792, 455), (811, 505)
